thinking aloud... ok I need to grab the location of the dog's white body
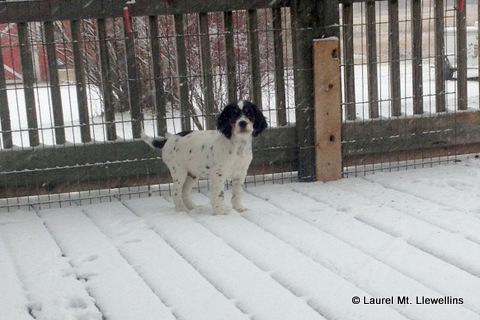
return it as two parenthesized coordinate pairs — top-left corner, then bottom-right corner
(142, 100), (267, 215)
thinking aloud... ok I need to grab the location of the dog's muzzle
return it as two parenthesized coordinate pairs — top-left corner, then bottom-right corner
(239, 120), (247, 129)
(238, 120), (250, 133)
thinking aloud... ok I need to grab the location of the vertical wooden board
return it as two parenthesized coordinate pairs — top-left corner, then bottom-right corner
(247, 9), (262, 109)
(199, 12), (215, 129)
(272, 7), (287, 126)
(411, 0), (423, 114)
(224, 11), (237, 103)
(388, 0), (401, 117)
(174, 14), (191, 131)
(44, 21), (66, 145)
(71, 20), (91, 143)
(148, 15), (167, 136)
(434, 0), (446, 113)
(124, 16), (142, 138)
(18, 22), (40, 147)
(456, 0), (467, 110)
(342, 2), (356, 121)
(313, 39), (342, 182)
(366, 1), (379, 119)
(0, 33), (12, 148)
(98, 18), (117, 141)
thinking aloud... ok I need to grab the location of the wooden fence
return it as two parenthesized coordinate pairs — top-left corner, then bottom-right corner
(0, 0), (479, 204)
(0, 0), (327, 202)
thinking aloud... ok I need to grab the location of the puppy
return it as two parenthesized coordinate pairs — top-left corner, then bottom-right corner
(142, 100), (267, 215)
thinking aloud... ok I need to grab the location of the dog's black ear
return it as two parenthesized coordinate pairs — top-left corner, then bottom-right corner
(252, 104), (268, 137)
(217, 103), (235, 139)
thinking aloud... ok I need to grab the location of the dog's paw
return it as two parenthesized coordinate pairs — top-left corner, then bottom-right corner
(212, 207), (226, 215)
(174, 204), (189, 212)
(233, 205), (246, 213)
(184, 202), (197, 211)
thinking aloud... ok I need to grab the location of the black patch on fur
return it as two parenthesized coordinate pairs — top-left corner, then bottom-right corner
(176, 130), (193, 137)
(152, 139), (167, 149)
(216, 102), (238, 139)
(248, 102), (268, 137)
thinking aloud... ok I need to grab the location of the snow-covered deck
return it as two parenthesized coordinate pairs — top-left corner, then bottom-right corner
(1, 156), (480, 320)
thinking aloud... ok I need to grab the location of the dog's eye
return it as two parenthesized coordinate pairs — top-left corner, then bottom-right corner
(244, 108), (252, 116)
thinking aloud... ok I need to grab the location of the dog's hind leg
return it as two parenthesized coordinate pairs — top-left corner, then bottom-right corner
(182, 173), (197, 210)
(171, 172), (189, 212)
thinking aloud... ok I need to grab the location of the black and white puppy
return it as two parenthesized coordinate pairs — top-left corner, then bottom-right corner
(142, 100), (267, 215)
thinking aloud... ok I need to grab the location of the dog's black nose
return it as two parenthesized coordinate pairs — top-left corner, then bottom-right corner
(239, 120), (247, 129)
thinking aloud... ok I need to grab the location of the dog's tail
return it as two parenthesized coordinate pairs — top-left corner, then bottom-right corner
(141, 130), (168, 149)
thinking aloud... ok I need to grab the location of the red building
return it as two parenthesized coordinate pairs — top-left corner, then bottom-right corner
(1, 22), (60, 83)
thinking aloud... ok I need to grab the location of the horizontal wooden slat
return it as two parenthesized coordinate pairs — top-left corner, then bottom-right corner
(0, 127), (297, 196)
(343, 143), (480, 169)
(342, 111), (480, 157)
(0, 0), (290, 23)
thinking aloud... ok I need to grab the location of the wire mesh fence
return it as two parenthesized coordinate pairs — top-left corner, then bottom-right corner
(340, 0), (480, 176)
(0, 1), (300, 211)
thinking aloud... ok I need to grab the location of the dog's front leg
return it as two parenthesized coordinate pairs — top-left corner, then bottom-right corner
(210, 174), (225, 215)
(232, 177), (246, 212)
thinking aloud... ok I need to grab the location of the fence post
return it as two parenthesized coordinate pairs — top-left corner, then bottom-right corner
(291, 0), (319, 181)
(292, 0), (340, 181)
(313, 38), (342, 182)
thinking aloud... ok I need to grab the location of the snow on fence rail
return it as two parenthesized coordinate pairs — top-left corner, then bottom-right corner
(0, 0), (479, 208)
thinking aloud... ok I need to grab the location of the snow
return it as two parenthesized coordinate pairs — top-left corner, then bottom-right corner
(1, 155), (480, 319)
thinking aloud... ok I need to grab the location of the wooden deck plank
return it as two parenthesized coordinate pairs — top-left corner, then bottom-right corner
(1, 165), (480, 319)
